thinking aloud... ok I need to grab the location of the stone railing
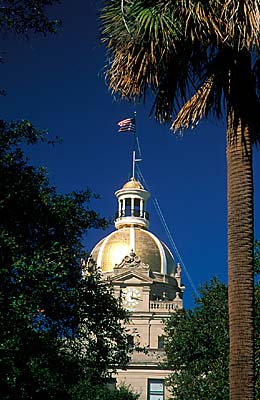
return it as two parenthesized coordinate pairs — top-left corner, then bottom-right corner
(149, 300), (181, 312)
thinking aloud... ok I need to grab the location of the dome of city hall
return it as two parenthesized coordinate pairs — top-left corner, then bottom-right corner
(91, 178), (176, 276)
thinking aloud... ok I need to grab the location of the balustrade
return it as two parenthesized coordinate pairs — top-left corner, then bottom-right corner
(149, 301), (180, 311)
(115, 209), (149, 220)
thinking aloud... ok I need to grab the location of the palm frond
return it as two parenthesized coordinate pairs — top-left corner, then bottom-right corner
(150, 41), (204, 123)
(101, 0), (185, 99)
(101, 0), (260, 133)
(171, 76), (215, 132)
(105, 41), (159, 99)
(182, 0), (260, 50)
(220, 0), (260, 49)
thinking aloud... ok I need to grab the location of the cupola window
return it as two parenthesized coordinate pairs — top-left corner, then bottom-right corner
(125, 198), (131, 216)
(119, 200), (124, 217)
(134, 198), (141, 217)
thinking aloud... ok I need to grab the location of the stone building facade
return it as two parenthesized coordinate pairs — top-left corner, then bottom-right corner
(91, 177), (185, 400)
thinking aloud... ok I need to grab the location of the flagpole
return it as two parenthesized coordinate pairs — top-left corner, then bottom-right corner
(133, 101), (137, 178)
(132, 111), (137, 179)
(132, 150), (135, 179)
(116, 112), (141, 179)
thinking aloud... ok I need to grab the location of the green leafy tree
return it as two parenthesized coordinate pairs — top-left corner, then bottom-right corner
(164, 243), (260, 400)
(100, 2), (260, 398)
(0, 0), (61, 95)
(164, 278), (229, 400)
(0, 0), (60, 37)
(70, 381), (140, 400)
(0, 121), (131, 399)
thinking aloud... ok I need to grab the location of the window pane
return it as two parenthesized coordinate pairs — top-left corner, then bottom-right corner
(134, 198), (140, 207)
(148, 379), (164, 400)
(158, 335), (165, 349)
(150, 382), (163, 392)
(127, 335), (134, 349)
(150, 395), (163, 400)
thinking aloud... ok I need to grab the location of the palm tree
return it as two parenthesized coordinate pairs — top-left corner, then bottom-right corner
(100, 1), (260, 399)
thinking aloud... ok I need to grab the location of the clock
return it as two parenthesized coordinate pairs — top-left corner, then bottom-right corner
(123, 287), (141, 310)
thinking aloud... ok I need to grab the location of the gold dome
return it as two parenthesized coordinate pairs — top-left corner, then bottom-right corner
(91, 226), (176, 276)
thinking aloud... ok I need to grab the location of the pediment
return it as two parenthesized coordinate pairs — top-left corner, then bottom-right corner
(114, 250), (150, 271)
(110, 270), (154, 285)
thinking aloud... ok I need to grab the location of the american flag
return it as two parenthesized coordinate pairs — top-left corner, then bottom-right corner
(117, 117), (136, 133)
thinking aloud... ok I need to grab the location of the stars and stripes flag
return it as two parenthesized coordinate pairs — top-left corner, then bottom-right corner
(117, 117), (136, 133)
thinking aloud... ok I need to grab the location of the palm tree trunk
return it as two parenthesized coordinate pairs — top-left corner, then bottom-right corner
(227, 109), (255, 399)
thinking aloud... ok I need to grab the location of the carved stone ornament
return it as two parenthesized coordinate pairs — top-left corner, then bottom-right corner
(114, 249), (149, 270)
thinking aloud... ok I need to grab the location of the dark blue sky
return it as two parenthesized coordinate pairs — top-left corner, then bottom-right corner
(2, 0), (260, 308)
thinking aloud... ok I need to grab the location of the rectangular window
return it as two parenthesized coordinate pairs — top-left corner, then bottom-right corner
(119, 199), (124, 217)
(148, 379), (164, 400)
(127, 335), (134, 349)
(125, 198), (131, 216)
(158, 335), (165, 349)
(133, 198), (140, 217)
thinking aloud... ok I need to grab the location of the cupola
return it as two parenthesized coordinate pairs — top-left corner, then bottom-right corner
(114, 177), (150, 230)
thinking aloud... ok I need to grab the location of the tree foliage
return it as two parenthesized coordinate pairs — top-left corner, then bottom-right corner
(70, 381), (140, 400)
(164, 251), (260, 400)
(0, 121), (132, 399)
(164, 278), (229, 400)
(0, 0), (60, 37)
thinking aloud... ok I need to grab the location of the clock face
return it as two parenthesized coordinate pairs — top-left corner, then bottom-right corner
(123, 287), (141, 310)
